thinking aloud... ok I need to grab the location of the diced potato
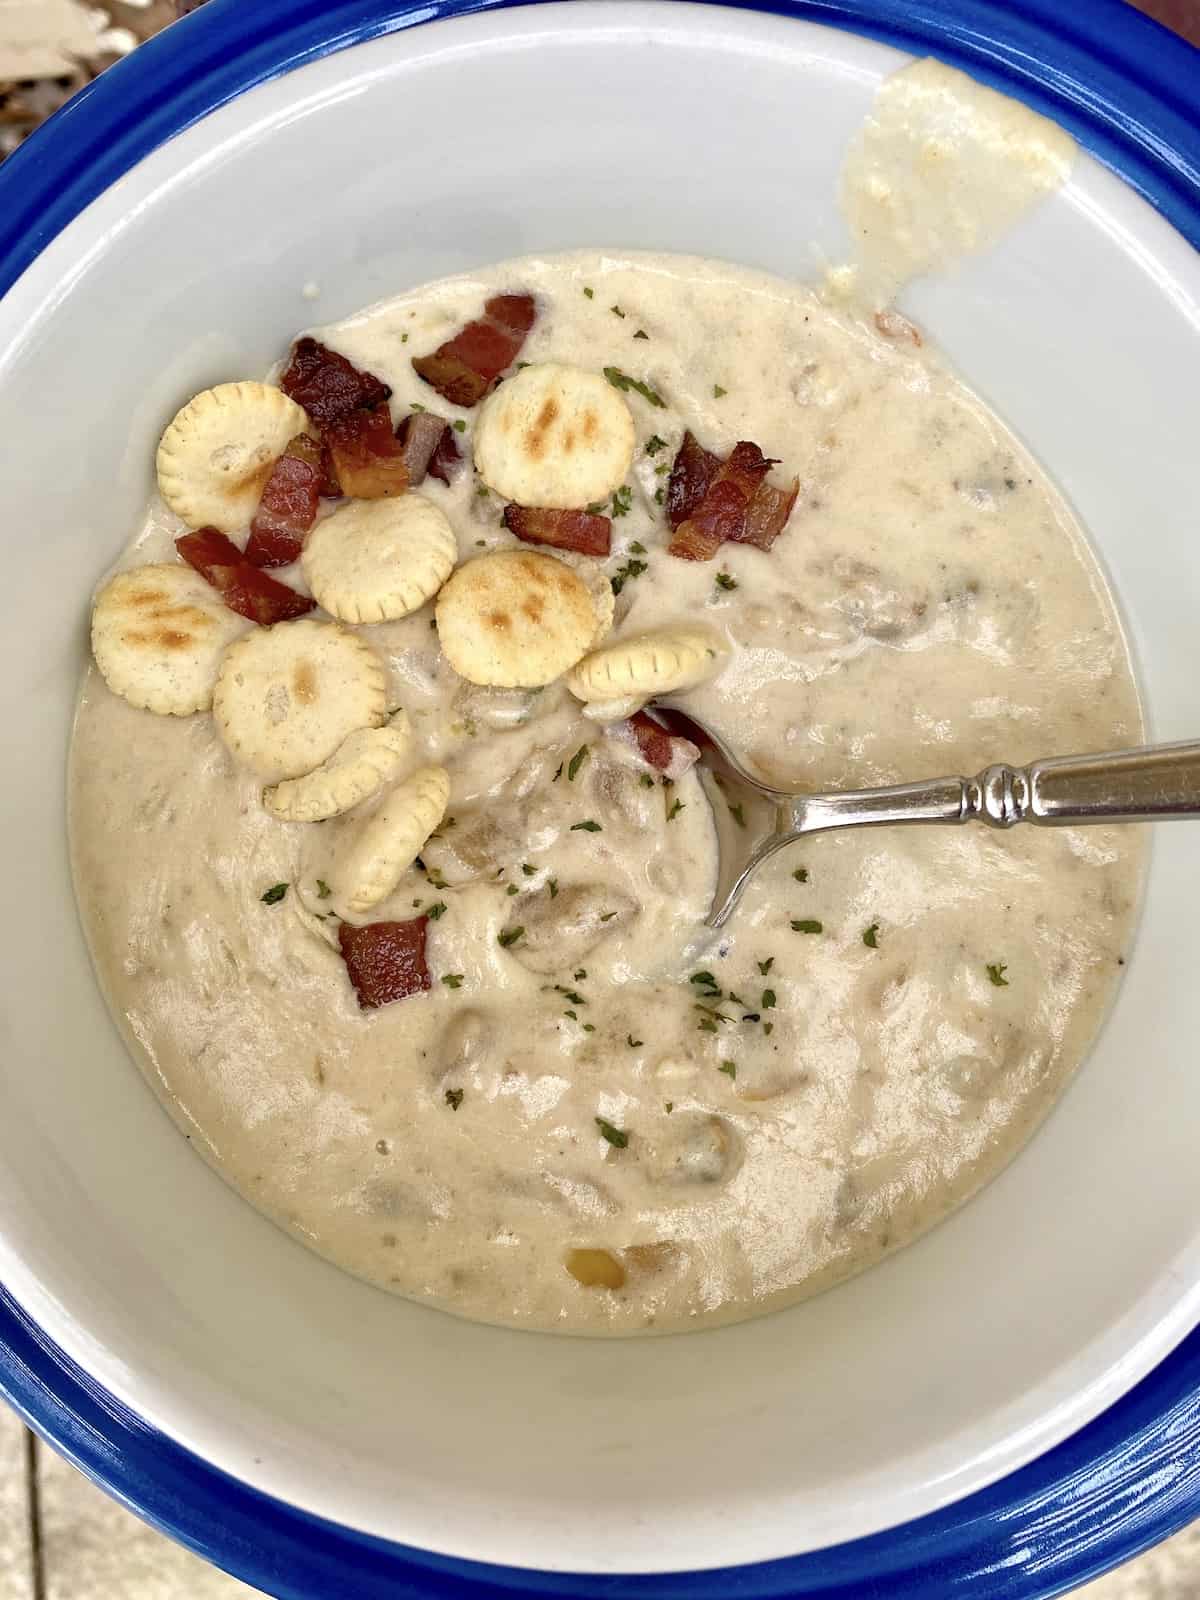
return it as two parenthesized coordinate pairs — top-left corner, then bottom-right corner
(565, 1247), (626, 1290)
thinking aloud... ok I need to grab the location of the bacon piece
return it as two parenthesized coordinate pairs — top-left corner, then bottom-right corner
(317, 442), (341, 499)
(503, 504), (612, 558)
(733, 477), (800, 552)
(426, 425), (462, 485)
(176, 528), (315, 625)
(412, 292), (536, 407)
(279, 337), (392, 426)
(396, 410), (453, 486)
(338, 916), (431, 1010)
(623, 711), (700, 780)
(325, 408), (410, 499)
(244, 434), (323, 568)
(666, 430), (721, 531)
(668, 442), (777, 561)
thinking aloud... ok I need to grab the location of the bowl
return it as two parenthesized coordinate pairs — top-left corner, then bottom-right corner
(1, 2), (1199, 1595)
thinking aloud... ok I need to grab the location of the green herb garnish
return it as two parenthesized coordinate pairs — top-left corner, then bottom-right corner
(634, 329), (649, 340)
(719, 1061), (737, 1080)
(761, 989), (777, 1010)
(758, 957), (774, 975)
(452, 419), (466, 432)
(506, 884), (518, 896)
(522, 862), (536, 877)
(441, 974), (464, 989)
(627, 1034), (644, 1048)
(791, 919), (823, 934)
(793, 867), (809, 883)
(260, 882), (288, 905)
(639, 774), (656, 788)
(610, 557), (647, 595)
(426, 901), (447, 921)
(315, 879), (332, 900)
(548, 878), (558, 899)
(552, 762), (564, 782)
(645, 436), (667, 457)
(498, 926), (525, 948)
(595, 1117), (628, 1148)
(712, 384), (727, 398)
(583, 286), (594, 299)
(610, 304), (626, 318)
(986, 962), (1009, 987)
(667, 798), (685, 821)
(567, 745), (590, 782)
(444, 1088), (464, 1111)
(863, 923), (880, 948)
(611, 486), (633, 518)
(629, 540), (647, 554)
(715, 572), (737, 592)
(603, 367), (666, 408)
(571, 818), (601, 832)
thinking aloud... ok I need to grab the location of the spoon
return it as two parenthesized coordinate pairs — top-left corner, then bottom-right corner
(647, 708), (1200, 929)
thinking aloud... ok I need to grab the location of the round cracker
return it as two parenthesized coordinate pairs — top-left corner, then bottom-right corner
(91, 563), (250, 716)
(435, 549), (596, 688)
(566, 625), (726, 703)
(474, 363), (634, 509)
(337, 765), (450, 914)
(213, 618), (387, 782)
(156, 381), (308, 533)
(302, 494), (458, 624)
(263, 714), (413, 822)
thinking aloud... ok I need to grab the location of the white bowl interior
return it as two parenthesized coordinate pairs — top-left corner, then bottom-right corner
(1, 1), (1199, 1574)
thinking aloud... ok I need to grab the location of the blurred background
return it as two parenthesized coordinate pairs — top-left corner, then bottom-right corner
(1, 0), (1198, 1594)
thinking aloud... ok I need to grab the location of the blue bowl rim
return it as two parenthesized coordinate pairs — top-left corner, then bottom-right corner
(1, 1), (1199, 1595)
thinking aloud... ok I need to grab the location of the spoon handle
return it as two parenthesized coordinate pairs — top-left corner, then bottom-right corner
(791, 741), (1200, 834)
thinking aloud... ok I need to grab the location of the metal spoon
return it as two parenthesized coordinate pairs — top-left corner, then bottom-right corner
(648, 708), (1200, 929)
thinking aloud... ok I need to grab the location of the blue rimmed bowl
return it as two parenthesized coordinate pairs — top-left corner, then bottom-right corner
(1, 3), (1199, 1595)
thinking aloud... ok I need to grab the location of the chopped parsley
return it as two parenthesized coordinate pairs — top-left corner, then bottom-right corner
(506, 884), (518, 896)
(697, 1017), (719, 1034)
(629, 540), (647, 554)
(986, 962), (1010, 987)
(728, 802), (746, 828)
(595, 1117), (628, 1148)
(260, 882), (288, 905)
(564, 1010), (577, 1021)
(426, 868), (447, 889)
(610, 304), (626, 318)
(567, 745), (590, 781)
(498, 926), (525, 948)
(758, 957), (775, 975)
(654, 486), (666, 505)
(315, 879), (332, 900)
(627, 1034), (644, 1048)
(862, 923), (880, 948)
(426, 901), (447, 921)
(667, 798), (685, 821)
(664, 1101), (675, 1114)
(761, 989), (777, 1011)
(645, 435), (667, 457)
(793, 867), (809, 883)
(548, 878), (559, 899)
(715, 572), (738, 592)
(603, 366), (666, 408)
(552, 762), (564, 782)
(791, 918), (823, 934)
(639, 774), (656, 789)
(556, 988), (588, 1006)
(441, 974), (464, 989)
(599, 911), (618, 922)
(583, 1022), (596, 1033)
(575, 968), (588, 979)
(522, 862), (537, 877)
(713, 384), (727, 398)
(690, 971), (722, 996)
(763, 1021), (774, 1036)
(611, 486), (633, 518)
(719, 1061), (737, 1080)
(452, 419), (467, 433)
(583, 286), (594, 299)
(570, 819), (602, 832)
(610, 557), (647, 595)
(634, 329), (649, 340)
(444, 1088), (464, 1111)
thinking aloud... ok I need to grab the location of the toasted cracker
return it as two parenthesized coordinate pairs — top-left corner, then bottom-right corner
(549, 550), (614, 648)
(337, 765), (450, 915)
(263, 712), (412, 822)
(302, 494), (457, 624)
(567, 625), (726, 703)
(213, 618), (386, 781)
(156, 381), (308, 533)
(474, 363), (634, 509)
(91, 563), (250, 716)
(435, 549), (596, 688)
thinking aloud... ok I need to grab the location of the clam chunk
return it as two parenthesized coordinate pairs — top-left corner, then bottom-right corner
(502, 882), (638, 976)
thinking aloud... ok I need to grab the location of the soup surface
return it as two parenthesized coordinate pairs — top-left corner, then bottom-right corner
(70, 238), (1143, 1332)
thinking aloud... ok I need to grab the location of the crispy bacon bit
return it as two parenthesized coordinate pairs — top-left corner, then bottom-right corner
(176, 528), (315, 625)
(426, 425), (462, 485)
(668, 442), (776, 561)
(244, 434), (323, 568)
(338, 916), (431, 1010)
(412, 292), (537, 407)
(666, 430), (721, 531)
(874, 308), (923, 347)
(279, 337), (392, 426)
(734, 477), (800, 552)
(503, 504), (612, 558)
(325, 408), (410, 499)
(622, 711), (700, 779)
(396, 410), (453, 486)
(318, 442), (341, 499)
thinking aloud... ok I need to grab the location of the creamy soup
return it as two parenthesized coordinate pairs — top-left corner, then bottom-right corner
(70, 236), (1143, 1333)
